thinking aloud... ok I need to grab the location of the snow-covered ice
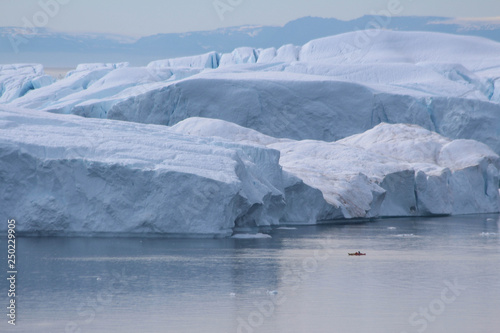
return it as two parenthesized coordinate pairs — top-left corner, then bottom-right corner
(172, 117), (500, 219)
(0, 106), (288, 236)
(0, 64), (54, 103)
(3, 31), (500, 154)
(1, 30), (500, 236)
(231, 233), (272, 239)
(2, 106), (497, 235)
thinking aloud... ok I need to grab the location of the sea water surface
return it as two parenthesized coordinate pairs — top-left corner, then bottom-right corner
(1, 215), (499, 333)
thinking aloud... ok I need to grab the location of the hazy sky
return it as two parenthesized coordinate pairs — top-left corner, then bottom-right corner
(1, 0), (500, 37)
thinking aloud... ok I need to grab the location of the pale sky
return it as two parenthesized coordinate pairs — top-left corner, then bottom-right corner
(1, 0), (499, 37)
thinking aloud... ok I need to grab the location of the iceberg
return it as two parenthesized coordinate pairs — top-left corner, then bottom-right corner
(0, 64), (54, 103)
(171, 117), (500, 219)
(1, 30), (500, 236)
(0, 107), (498, 236)
(219, 47), (258, 66)
(147, 52), (219, 69)
(106, 71), (500, 154)
(339, 123), (500, 215)
(231, 233), (272, 239)
(0, 106), (287, 236)
(3, 31), (500, 154)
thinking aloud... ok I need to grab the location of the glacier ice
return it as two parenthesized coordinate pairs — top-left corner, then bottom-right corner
(3, 31), (500, 154)
(147, 52), (219, 69)
(0, 64), (54, 103)
(0, 106), (287, 236)
(171, 117), (500, 219)
(1, 108), (499, 236)
(106, 72), (500, 154)
(1, 30), (500, 236)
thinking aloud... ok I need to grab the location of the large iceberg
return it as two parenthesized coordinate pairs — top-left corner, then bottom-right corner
(171, 117), (500, 219)
(4, 31), (499, 153)
(1, 107), (498, 236)
(1, 30), (500, 236)
(0, 106), (289, 236)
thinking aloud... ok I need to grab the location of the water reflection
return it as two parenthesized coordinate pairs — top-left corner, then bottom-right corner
(0, 214), (498, 333)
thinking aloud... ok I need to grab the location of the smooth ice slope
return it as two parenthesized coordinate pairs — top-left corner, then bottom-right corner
(172, 118), (500, 218)
(0, 106), (289, 236)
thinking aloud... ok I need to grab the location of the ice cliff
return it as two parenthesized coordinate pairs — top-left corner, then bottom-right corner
(172, 117), (500, 220)
(0, 64), (54, 103)
(0, 106), (286, 236)
(1, 107), (498, 236)
(1, 30), (500, 236)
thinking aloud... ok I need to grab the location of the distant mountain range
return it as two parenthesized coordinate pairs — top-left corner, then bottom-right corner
(1, 16), (500, 67)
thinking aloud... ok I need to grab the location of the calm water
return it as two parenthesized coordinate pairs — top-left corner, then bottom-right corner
(1, 215), (499, 333)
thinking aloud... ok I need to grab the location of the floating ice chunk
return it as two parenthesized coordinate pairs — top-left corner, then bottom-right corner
(479, 232), (497, 237)
(231, 233), (272, 239)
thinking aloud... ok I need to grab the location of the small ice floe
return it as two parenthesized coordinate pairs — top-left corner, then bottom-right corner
(394, 234), (418, 238)
(480, 232), (497, 237)
(266, 290), (278, 295)
(277, 227), (297, 230)
(80, 275), (102, 280)
(229, 293), (236, 297)
(387, 227), (397, 230)
(231, 233), (272, 239)
(486, 218), (495, 222)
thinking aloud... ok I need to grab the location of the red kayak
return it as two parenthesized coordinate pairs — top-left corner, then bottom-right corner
(348, 253), (366, 256)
